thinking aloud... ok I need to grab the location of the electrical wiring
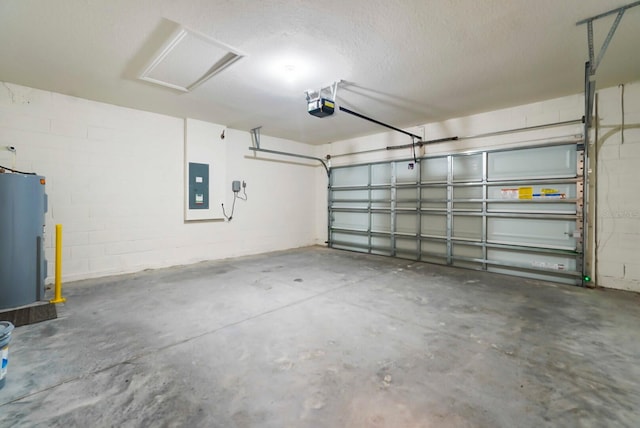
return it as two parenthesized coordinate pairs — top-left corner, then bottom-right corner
(619, 83), (625, 144)
(222, 194), (238, 221)
(222, 182), (248, 221)
(0, 164), (35, 175)
(411, 137), (418, 164)
(236, 184), (248, 201)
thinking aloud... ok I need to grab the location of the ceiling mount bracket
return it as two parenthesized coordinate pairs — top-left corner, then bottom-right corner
(576, 1), (639, 127)
(577, 1), (640, 77)
(250, 126), (262, 149)
(305, 80), (340, 103)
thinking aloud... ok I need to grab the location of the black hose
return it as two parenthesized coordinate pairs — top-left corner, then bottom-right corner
(0, 164), (36, 175)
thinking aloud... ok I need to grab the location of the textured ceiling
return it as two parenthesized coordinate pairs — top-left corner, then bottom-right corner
(0, 0), (639, 144)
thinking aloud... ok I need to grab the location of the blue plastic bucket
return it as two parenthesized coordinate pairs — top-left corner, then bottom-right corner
(0, 321), (14, 389)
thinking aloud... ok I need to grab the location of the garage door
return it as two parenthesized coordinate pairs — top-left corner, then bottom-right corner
(329, 143), (584, 285)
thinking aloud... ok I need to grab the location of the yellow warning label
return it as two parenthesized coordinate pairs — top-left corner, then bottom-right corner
(518, 187), (533, 199)
(324, 101), (335, 108)
(541, 188), (559, 194)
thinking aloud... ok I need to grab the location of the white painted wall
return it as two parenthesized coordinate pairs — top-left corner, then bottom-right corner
(184, 118), (226, 221)
(319, 80), (640, 292)
(0, 82), (321, 282)
(594, 81), (640, 292)
(2, 79), (637, 291)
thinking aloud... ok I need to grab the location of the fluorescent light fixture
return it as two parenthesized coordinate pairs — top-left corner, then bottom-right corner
(139, 25), (244, 92)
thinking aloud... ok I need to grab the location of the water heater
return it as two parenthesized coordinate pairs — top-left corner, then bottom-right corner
(0, 173), (47, 310)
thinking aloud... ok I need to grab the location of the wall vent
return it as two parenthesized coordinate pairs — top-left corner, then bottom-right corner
(139, 26), (244, 92)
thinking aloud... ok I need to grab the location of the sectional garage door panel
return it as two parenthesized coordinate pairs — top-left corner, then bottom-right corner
(421, 214), (447, 237)
(454, 216), (483, 240)
(329, 143), (584, 285)
(331, 165), (369, 186)
(453, 154), (483, 181)
(488, 145), (577, 180)
(487, 217), (576, 249)
(421, 157), (448, 182)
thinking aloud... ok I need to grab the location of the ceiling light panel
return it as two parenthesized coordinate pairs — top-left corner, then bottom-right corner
(139, 26), (244, 92)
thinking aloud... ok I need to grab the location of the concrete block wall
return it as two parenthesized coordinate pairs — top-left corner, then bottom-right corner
(0, 82), (320, 282)
(319, 80), (640, 292)
(594, 81), (640, 292)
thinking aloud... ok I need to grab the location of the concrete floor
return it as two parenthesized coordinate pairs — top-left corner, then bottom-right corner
(1, 246), (639, 427)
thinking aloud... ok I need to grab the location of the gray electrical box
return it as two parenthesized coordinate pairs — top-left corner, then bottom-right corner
(232, 180), (241, 192)
(188, 162), (209, 209)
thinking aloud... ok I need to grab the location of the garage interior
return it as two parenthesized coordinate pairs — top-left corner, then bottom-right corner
(1, 1), (640, 427)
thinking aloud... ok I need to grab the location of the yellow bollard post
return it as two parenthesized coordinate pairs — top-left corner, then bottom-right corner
(50, 224), (66, 304)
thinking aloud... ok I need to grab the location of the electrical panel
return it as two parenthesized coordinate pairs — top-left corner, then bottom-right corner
(188, 162), (209, 209)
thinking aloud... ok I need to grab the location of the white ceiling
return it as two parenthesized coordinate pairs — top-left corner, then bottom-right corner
(1, 0), (639, 144)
